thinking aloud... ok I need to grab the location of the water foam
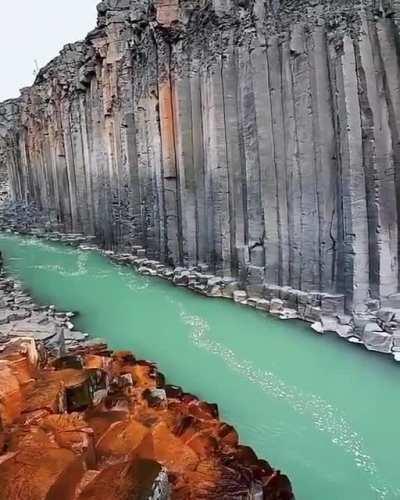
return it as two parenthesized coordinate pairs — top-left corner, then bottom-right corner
(177, 305), (398, 499)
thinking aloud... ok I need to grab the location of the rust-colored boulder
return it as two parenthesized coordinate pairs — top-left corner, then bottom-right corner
(0, 336), (294, 499)
(136, 421), (199, 473)
(95, 418), (149, 460)
(0, 435), (83, 500)
(75, 458), (163, 500)
(0, 362), (23, 425)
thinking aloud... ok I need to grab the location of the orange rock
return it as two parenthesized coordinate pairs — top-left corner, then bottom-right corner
(137, 421), (199, 474)
(0, 338), (39, 374)
(184, 430), (218, 458)
(95, 418), (149, 460)
(39, 414), (96, 467)
(52, 369), (92, 412)
(46, 456), (86, 500)
(132, 364), (157, 389)
(84, 408), (129, 443)
(0, 362), (23, 425)
(0, 417), (4, 453)
(22, 376), (65, 414)
(84, 354), (112, 372)
(0, 339), (294, 499)
(0, 441), (81, 500)
(75, 458), (163, 500)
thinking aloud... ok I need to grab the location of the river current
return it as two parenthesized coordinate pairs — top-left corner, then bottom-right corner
(0, 232), (399, 500)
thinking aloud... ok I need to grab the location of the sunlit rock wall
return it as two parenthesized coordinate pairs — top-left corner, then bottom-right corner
(1, 0), (400, 315)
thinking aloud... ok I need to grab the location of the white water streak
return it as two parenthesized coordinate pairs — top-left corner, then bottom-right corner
(176, 305), (398, 500)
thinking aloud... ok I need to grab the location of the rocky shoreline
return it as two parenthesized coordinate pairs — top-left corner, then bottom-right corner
(1, 200), (400, 364)
(0, 250), (294, 499)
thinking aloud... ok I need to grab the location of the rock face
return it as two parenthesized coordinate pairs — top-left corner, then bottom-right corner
(1, 0), (400, 325)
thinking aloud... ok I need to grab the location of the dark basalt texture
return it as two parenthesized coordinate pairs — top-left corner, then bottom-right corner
(2, 0), (400, 353)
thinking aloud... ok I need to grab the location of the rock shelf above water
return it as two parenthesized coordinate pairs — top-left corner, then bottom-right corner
(0, 267), (294, 499)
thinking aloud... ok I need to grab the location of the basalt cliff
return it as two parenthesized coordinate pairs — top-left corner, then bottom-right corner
(2, 0), (400, 354)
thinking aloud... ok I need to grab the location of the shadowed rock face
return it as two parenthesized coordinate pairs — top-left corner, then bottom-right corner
(1, 1), (400, 329)
(0, 338), (294, 499)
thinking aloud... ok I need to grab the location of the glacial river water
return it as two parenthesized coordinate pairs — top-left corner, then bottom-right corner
(0, 232), (399, 500)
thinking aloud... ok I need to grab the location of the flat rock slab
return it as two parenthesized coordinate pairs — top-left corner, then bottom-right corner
(363, 330), (393, 354)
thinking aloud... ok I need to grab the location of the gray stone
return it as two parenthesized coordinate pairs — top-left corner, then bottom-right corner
(336, 324), (353, 338)
(377, 308), (396, 323)
(0, 309), (12, 324)
(222, 281), (239, 298)
(363, 321), (384, 334)
(363, 330), (393, 353)
(255, 299), (270, 312)
(233, 290), (247, 303)
(311, 322), (324, 334)
(381, 293), (400, 309)
(302, 306), (321, 323)
(63, 330), (87, 341)
(320, 294), (345, 315)
(247, 297), (259, 308)
(279, 308), (298, 320)
(270, 298), (284, 315)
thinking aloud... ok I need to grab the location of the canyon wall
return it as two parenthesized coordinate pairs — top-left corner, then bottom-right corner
(1, 0), (400, 321)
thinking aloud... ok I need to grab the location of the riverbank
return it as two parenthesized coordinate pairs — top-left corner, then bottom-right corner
(1, 200), (400, 363)
(0, 257), (294, 499)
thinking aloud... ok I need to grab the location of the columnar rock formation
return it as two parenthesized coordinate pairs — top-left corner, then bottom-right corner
(1, 0), (400, 325)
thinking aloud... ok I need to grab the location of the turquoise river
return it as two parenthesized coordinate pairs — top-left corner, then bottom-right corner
(0, 232), (399, 500)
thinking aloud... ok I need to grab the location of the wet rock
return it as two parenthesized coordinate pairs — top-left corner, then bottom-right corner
(279, 308), (298, 320)
(348, 336), (363, 344)
(363, 328), (394, 354)
(270, 299), (284, 315)
(336, 324), (353, 338)
(311, 322), (324, 334)
(233, 290), (247, 303)
(64, 330), (88, 342)
(222, 281), (240, 299)
(247, 297), (259, 308)
(255, 299), (270, 312)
